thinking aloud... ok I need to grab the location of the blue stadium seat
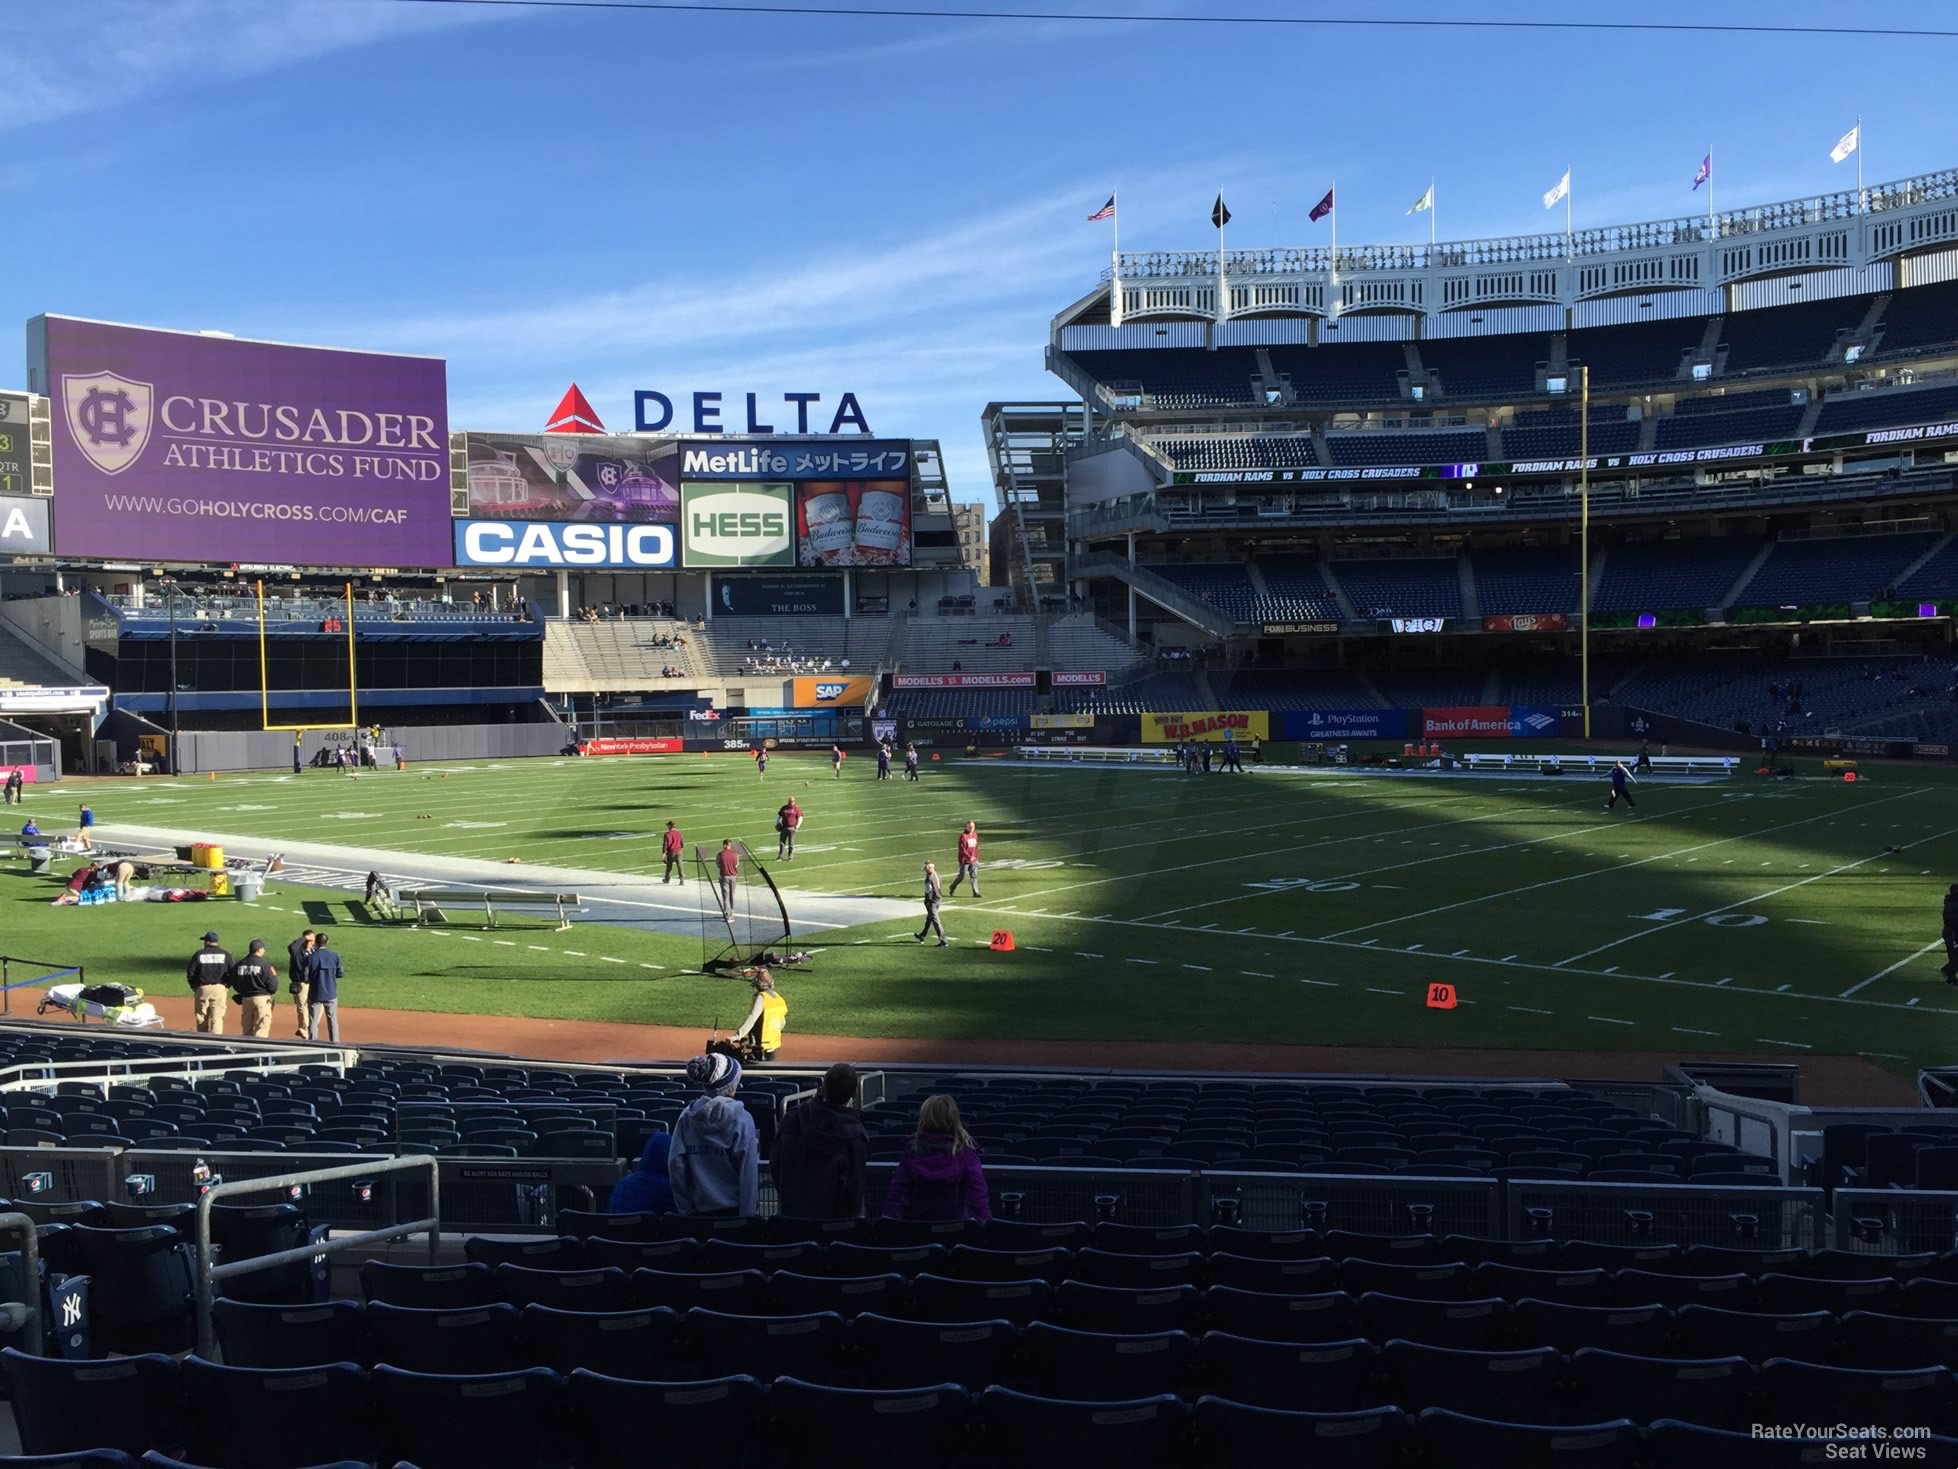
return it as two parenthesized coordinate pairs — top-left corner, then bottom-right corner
(694, 1238), (823, 1274)
(1, 1350), (183, 1458)
(462, 1237), (582, 1270)
(363, 1303), (524, 1374)
(212, 1298), (367, 1369)
(1835, 1310), (1958, 1370)
(1069, 1249), (1204, 1289)
(1383, 1341), (1561, 1421)
(1509, 1298), (1669, 1355)
(849, 1312), (1018, 1390)
(358, 1261), (495, 1310)
(942, 1244), (1071, 1283)
(369, 1366), (560, 1469)
(1050, 1281), (1201, 1335)
(627, 1267), (768, 1315)
(178, 1358), (370, 1469)
(578, 1237), (697, 1272)
(517, 1303), (680, 1377)
(69, 1225), (196, 1354)
(491, 1263), (627, 1311)
(979, 1220), (1090, 1250)
(824, 1242), (947, 1278)
(1340, 1259), (1478, 1300)
(978, 1387), (1189, 1468)
(683, 1308), (847, 1384)
(769, 1378), (970, 1466)
(1204, 1287), (1357, 1343)
(1357, 1293), (1510, 1351)
(1195, 1333), (1377, 1412)
(1088, 1223), (1206, 1257)
(770, 1270), (908, 1318)
(2, 1453), (141, 1468)
(1016, 1322), (1195, 1400)
(1416, 1409), (1639, 1468)
(1757, 1358), (1952, 1435)
(1190, 1400), (1412, 1469)
(1569, 1348), (1752, 1429)
(1673, 1304), (1832, 1363)
(556, 1209), (659, 1242)
(907, 1274), (1050, 1327)
(564, 1372), (763, 1469)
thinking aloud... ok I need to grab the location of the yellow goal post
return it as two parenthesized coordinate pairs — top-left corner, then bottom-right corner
(256, 579), (360, 735)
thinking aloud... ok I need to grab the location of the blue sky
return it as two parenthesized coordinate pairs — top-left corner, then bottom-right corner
(4, 0), (1954, 499)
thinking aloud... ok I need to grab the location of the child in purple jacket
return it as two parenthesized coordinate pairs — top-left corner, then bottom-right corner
(881, 1094), (992, 1223)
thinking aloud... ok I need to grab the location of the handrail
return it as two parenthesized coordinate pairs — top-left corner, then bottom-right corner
(192, 1154), (440, 1357)
(0, 1212), (43, 1356)
(0, 1047), (351, 1091)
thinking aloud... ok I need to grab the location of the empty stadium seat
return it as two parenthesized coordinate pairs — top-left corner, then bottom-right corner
(369, 1365), (560, 1469)
(178, 1358), (370, 1469)
(212, 1298), (367, 1370)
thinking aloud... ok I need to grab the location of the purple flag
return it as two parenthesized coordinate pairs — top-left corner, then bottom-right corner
(1692, 153), (1711, 192)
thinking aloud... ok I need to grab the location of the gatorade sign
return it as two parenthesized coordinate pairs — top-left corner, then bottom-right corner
(680, 481), (793, 567)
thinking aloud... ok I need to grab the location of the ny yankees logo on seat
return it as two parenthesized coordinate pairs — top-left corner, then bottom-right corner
(60, 371), (154, 476)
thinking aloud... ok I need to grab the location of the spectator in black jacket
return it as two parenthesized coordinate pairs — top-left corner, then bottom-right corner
(227, 940), (279, 1039)
(287, 930), (316, 1038)
(768, 1063), (868, 1221)
(1943, 884), (1958, 985)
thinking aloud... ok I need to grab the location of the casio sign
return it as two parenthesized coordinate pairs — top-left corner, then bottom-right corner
(455, 520), (676, 568)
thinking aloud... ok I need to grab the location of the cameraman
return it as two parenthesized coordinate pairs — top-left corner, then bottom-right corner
(731, 969), (787, 1062)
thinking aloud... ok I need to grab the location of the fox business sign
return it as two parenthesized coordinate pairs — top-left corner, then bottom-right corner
(452, 519), (677, 568)
(679, 481), (793, 568)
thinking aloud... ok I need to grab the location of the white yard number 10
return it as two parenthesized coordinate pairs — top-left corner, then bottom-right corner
(1637, 908), (1767, 928)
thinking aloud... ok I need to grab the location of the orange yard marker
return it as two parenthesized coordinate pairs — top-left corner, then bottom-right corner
(1426, 983), (1458, 1010)
(989, 930), (1016, 952)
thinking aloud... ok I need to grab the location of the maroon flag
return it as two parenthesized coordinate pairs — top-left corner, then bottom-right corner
(1309, 188), (1334, 223)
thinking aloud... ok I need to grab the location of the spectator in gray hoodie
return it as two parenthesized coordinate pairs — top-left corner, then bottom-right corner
(669, 1052), (759, 1217)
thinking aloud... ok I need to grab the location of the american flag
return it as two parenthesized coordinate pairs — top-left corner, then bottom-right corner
(1087, 196), (1116, 222)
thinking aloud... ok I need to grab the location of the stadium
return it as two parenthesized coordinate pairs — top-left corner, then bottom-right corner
(7, 155), (1958, 1467)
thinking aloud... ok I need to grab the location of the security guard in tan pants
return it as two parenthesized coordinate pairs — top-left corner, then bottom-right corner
(186, 931), (233, 1034)
(227, 939), (279, 1040)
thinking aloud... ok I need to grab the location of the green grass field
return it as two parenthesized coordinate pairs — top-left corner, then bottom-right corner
(5, 751), (1958, 1075)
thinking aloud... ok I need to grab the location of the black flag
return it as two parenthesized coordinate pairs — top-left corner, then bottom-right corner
(1211, 194), (1231, 230)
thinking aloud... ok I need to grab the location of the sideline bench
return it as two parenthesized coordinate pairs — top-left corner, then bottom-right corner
(401, 886), (580, 931)
(1458, 753), (1738, 776)
(1020, 746), (1182, 766)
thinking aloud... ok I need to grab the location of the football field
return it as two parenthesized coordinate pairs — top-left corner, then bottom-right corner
(7, 751), (1958, 1078)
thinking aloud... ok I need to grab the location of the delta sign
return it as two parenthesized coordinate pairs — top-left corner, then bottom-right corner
(633, 389), (872, 436)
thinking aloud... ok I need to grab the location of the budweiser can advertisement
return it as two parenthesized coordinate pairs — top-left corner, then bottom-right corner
(799, 483), (856, 561)
(796, 480), (911, 567)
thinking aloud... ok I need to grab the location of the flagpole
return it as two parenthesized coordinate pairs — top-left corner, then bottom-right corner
(1857, 116), (1865, 213)
(1580, 363), (1592, 740)
(1706, 148), (1715, 232)
(1112, 189), (1119, 259)
(1429, 178), (1436, 247)
(1565, 165), (1573, 258)
(1330, 178), (1338, 279)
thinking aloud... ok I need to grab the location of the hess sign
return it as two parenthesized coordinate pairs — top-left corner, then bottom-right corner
(634, 390), (871, 436)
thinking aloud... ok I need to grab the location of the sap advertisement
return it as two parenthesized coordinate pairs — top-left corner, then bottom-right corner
(30, 315), (451, 566)
(1421, 706), (1566, 738)
(789, 675), (876, 708)
(1280, 709), (1410, 740)
(453, 519), (676, 569)
(681, 475), (912, 568)
(464, 432), (679, 525)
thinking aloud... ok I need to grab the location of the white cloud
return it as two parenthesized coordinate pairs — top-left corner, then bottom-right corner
(0, 0), (500, 132)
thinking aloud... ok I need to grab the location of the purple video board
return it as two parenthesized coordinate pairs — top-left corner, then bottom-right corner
(31, 316), (452, 566)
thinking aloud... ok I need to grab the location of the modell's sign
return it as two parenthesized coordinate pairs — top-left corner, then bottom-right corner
(1050, 672), (1107, 687)
(892, 673), (1034, 689)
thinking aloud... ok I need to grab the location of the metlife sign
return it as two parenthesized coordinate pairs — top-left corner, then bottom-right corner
(452, 519), (676, 568)
(679, 481), (793, 568)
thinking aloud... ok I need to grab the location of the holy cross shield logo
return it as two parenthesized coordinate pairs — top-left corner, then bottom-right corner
(61, 371), (155, 475)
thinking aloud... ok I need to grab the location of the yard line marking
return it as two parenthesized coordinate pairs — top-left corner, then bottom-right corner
(1909, 997), (1923, 1008)
(1788, 919), (1829, 925)
(1183, 963), (1212, 972)
(527, 945), (550, 951)
(639, 963), (663, 970)
(1300, 978), (1338, 988)
(972, 905), (1958, 1019)
(1241, 970), (1275, 978)
(457, 935), (480, 942)
(1841, 939), (1946, 997)
(563, 950), (587, 957)
(1508, 1005), (1554, 1015)
(1328, 794), (1911, 944)
(1235, 927), (1257, 934)
(601, 956), (627, 964)
(1588, 1015), (1634, 1026)
(1673, 1026), (1719, 1037)
(1557, 811), (1958, 967)
(1075, 952), (1104, 959)
(1500, 954), (1518, 963)
(1775, 983), (1791, 992)
(1756, 1037), (1811, 1050)
(1405, 943), (1423, 951)
(1277, 931), (1294, 938)
(1451, 949), (1470, 957)
(1361, 938), (1378, 947)
(1657, 971), (1674, 979)
(493, 940), (515, 947)
(1024, 945), (1053, 953)
(1365, 987), (1401, 996)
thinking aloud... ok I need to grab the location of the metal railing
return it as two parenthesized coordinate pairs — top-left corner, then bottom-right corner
(192, 1155), (439, 1357)
(0, 1212), (43, 1356)
(1832, 1188), (1958, 1256)
(0, 958), (85, 1017)
(0, 1046), (351, 1091)
(1503, 1178), (1825, 1249)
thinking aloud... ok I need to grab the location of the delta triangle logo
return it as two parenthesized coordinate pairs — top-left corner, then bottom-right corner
(544, 383), (605, 435)
(61, 371), (154, 476)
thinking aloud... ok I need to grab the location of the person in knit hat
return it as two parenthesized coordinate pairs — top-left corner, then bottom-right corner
(668, 1052), (758, 1217)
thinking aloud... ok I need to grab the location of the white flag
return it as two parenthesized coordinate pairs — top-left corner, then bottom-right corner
(1408, 183), (1434, 215)
(1543, 170), (1570, 209)
(1831, 125), (1860, 163)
